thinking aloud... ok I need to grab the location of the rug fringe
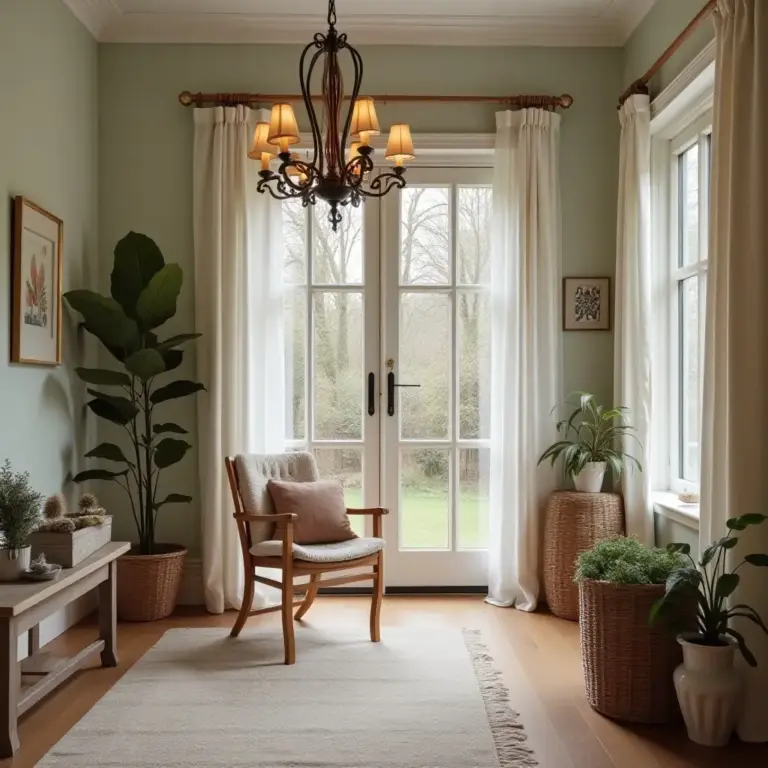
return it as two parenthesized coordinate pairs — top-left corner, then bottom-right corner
(463, 629), (539, 768)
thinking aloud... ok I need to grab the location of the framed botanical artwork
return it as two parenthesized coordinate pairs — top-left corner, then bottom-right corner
(11, 197), (63, 365)
(562, 277), (611, 331)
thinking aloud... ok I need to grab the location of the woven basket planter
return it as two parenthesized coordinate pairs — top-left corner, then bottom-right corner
(579, 580), (683, 723)
(543, 492), (624, 620)
(117, 545), (187, 622)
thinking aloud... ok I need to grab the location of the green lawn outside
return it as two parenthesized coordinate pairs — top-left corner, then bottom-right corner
(344, 487), (489, 549)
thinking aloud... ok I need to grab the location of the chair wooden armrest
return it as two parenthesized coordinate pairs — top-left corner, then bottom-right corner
(233, 512), (297, 523)
(345, 507), (390, 516)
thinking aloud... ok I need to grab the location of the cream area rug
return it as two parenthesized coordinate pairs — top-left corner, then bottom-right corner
(39, 627), (537, 768)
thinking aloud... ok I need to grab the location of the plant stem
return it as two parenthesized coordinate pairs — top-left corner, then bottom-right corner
(142, 382), (154, 555)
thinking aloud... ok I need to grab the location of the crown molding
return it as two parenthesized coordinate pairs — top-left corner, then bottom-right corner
(62, 0), (122, 39)
(613, 0), (660, 42)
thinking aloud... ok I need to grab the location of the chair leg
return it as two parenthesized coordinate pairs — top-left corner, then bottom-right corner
(282, 572), (296, 665)
(231, 571), (254, 638)
(294, 574), (319, 621)
(370, 551), (384, 643)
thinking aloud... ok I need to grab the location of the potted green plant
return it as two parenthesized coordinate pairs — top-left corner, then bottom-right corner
(575, 536), (688, 722)
(651, 513), (768, 747)
(64, 232), (205, 621)
(538, 392), (641, 492)
(0, 461), (44, 581)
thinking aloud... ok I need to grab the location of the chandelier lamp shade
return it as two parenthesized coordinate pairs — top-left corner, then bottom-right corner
(250, 0), (414, 230)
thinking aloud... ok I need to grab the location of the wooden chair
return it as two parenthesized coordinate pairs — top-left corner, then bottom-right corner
(225, 452), (387, 665)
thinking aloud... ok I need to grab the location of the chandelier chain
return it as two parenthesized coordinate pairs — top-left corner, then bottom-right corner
(327, 0), (337, 29)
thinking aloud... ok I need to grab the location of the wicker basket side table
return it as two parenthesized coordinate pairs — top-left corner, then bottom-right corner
(543, 491), (624, 621)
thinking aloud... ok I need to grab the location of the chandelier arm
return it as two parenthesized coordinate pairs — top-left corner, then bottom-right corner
(338, 40), (365, 171)
(341, 152), (373, 187)
(257, 178), (303, 202)
(299, 41), (326, 173)
(358, 170), (408, 199)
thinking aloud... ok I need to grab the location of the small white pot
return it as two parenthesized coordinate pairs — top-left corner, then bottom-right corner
(0, 546), (31, 582)
(674, 633), (743, 747)
(572, 461), (606, 493)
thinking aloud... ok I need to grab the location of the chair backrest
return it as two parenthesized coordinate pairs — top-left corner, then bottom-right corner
(226, 452), (319, 545)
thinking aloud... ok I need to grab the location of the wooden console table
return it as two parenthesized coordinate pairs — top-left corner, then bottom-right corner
(0, 541), (130, 757)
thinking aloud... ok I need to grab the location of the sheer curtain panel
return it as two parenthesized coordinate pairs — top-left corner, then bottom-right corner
(486, 109), (562, 612)
(614, 94), (653, 545)
(700, 0), (768, 742)
(193, 105), (285, 614)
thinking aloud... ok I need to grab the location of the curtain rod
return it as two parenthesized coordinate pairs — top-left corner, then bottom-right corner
(178, 91), (574, 111)
(618, 0), (716, 108)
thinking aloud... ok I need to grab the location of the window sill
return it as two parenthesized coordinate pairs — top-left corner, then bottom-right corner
(653, 491), (700, 531)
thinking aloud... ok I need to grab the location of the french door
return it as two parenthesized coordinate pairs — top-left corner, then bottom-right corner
(282, 167), (492, 588)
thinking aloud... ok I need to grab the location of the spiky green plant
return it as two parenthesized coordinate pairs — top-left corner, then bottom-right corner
(650, 513), (768, 666)
(538, 392), (642, 482)
(64, 232), (205, 555)
(0, 460), (44, 550)
(576, 536), (686, 585)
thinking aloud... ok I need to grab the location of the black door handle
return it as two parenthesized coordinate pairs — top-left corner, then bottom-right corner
(368, 372), (375, 416)
(387, 372), (421, 416)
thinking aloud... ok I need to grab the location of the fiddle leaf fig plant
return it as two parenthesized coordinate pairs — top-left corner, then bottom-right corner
(650, 513), (768, 666)
(537, 391), (642, 482)
(65, 232), (205, 555)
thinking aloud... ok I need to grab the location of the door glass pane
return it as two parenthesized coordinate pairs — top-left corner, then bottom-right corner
(680, 143), (699, 267)
(400, 187), (451, 285)
(313, 202), (363, 284)
(458, 291), (490, 440)
(399, 292), (451, 439)
(680, 277), (700, 482)
(401, 448), (450, 549)
(314, 448), (364, 536)
(313, 291), (363, 440)
(457, 187), (492, 285)
(282, 199), (306, 284)
(284, 288), (306, 440)
(458, 448), (490, 549)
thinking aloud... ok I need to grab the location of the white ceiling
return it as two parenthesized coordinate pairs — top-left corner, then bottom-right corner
(63, 0), (659, 46)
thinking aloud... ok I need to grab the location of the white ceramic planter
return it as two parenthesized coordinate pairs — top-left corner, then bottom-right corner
(0, 546), (31, 582)
(674, 633), (743, 747)
(573, 461), (606, 493)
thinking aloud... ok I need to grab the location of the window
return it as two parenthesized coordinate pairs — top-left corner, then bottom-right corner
(666, 115), (711, 493)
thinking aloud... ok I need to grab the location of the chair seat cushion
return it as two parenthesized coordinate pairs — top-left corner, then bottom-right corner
(250, 537), (385, 563)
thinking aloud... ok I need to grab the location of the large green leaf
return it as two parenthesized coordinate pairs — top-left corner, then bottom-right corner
(154, 438), (191, 469)
(150, 380), (206, 404)
(86, 389), (138, 419)
(160, 349), (183, 373)
(715, 573), (740, 600)
(124, 349), (166, 381)
(64, 290), (140, 352)
(136, 264), (183, 330)
(111, 232), (165, 318)
(154, 493), (193, 509)
(744, 553), (768, 567)
(725, 628), (757, 667)
(73, 468), (129, 483)
(154, 333), (202, 352)
(85, 442), (134, 465)
(87, 398), (134, 425)
(153, 422), (188, 435)
(727, 513), (768, 531)
(666, 542), (692, 556)
(74, 367), (131, 387)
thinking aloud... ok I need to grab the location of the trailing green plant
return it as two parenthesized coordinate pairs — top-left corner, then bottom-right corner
(575, 536), (686, 585)
(0, 460), (44, 550)
(650, 513), (768, 666)
(64, 232), (205, 556)
(538, 391), (642, 482)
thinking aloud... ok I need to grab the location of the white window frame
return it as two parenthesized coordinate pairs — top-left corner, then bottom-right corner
(650, 42), (715, 518)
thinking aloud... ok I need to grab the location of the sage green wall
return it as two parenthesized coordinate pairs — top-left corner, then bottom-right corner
(0, 0), (98, 516)
(624, 0), (715, 94)
(98, 44), (623, 554)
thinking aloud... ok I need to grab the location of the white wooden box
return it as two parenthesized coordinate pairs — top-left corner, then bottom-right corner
(29, 517), (113, 568)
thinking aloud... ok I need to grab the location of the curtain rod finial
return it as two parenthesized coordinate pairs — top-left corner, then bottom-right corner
(179, 91), (194, 107)
(560, 94), (574, 109)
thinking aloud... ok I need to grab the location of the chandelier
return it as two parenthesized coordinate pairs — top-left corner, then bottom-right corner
(248, 0), (415, 231)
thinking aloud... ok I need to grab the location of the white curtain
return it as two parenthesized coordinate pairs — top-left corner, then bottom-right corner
(700, 0), (768, 742)
(193, 105), (285, 614)
(614, 95), (654, 546)
(486, 109), (562, 612)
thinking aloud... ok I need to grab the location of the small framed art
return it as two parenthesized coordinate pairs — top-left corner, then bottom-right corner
(11, 197), (63, 365)
(562, 277), (611, 331)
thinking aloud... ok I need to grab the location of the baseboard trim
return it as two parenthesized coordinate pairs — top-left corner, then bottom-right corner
(386, 586), (488, 595)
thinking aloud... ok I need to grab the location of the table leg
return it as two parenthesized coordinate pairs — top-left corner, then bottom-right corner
(0, 618), (19, 758)
(27, 624), (40, 658)
(99, 560), (118, 667)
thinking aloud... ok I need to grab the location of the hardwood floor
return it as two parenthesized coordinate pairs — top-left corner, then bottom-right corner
(4, 596), (766, 767)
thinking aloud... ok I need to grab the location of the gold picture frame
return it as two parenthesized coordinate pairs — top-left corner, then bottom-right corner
(562, 277), (611, 331)
(11, 197), (63, 365)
